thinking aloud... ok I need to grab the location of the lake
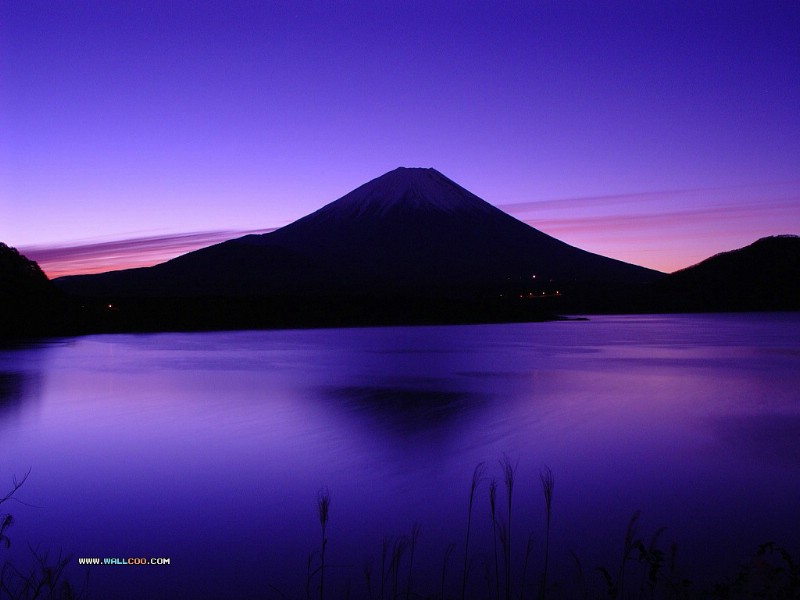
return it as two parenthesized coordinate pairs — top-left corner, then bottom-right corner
(1, 314), (799, 598)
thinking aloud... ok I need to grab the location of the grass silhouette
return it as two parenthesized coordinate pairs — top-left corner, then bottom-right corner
(500, 454), (516, 600)
(317, 487), (331, 600)
(462, 462), (486, 600)
(0, 471), (87, 600)
(539, 466), (554, 600)
(2, 467), (797, 599)
(285, 459), (799, 600)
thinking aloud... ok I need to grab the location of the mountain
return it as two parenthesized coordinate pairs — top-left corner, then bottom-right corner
(0, 243), (64, 337)
(53, 167), (669, 329)
(0, 243), (52, 297)
(57, 167), (661, 299)
(641, 235), (800, 312)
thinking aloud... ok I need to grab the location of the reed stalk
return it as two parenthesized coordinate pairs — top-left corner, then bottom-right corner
(539, 466), (554, 600)
(391, 536), (407, 600)
(618, 510), (641, 599)
(365, 561), (374, 600)
(317, 487), (331, 600)
(498, 522), (508, 600)
(380, 536), (391, 600)
(500, 455), (516, 600)
(519, 532), (535, 600)
(461, 462), (485, 600)
(569, 550), (588, 600)
(638, 526), (666, 597)
(405, 524), (420, 600)
(489, 477), (500, 600)
(306, 553), (313, 600)
(441, 543), (456, 600)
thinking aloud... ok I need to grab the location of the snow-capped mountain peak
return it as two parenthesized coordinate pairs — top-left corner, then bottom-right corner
(308, 167), (501, 221)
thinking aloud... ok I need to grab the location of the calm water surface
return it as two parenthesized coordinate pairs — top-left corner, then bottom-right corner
(1, 314), (799, 598)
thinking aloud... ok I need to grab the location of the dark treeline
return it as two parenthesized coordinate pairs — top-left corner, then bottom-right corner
(31, 292), (565, 336)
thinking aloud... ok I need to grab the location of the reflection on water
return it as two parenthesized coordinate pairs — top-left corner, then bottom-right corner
(0, 315), (798, 599)
(0, 369), (43, 423)
(0, 371), (27, 411)
(323, 383), (487, 432)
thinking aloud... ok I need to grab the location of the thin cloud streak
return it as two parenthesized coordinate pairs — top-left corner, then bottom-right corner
(500, 184), (799, 272)
(21, 229), (274, 278)
(523, 198), (800, 236)
(497, 180), (800, 214)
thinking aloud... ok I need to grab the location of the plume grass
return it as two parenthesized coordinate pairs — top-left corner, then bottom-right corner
(519, 531), (535, 600)
(489, 477), (500, 600)
(441, 542), (456, 600)
(390, 536), (407, 600)
(461, 462), (485, 600)
(500, 454), (517, 600)
(380, 536), (391, 600)
(539, 465), (554, 600)
(405, 524), (420, 600)
(317, 487), (331, 600)
(295, 466), (798, 599)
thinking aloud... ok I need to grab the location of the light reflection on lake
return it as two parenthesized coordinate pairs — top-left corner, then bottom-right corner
(0, 314), (799, 598)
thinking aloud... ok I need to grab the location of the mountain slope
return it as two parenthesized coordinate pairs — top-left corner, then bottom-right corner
(57, 167), (662, 301)
(0, 243), (64, 336)
(642, 235), (800, 311)
(0, 243), (53, 299)
(243, 167), (661, 290)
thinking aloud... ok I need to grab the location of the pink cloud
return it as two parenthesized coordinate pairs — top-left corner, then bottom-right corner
(20, 229), (274, 278)
(523, 199), (799, 236)
(498, 179), (800, 215)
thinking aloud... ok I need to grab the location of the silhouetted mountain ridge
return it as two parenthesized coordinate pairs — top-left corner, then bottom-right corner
(0, 243), (64, 336)
(3, 180), (797, 335)
(640, 235), (800, 312)
(57, 167), (661, 303)
(0, 243), (52, 298)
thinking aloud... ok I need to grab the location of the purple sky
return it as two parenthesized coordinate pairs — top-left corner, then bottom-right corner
(2, 1), (799, 277)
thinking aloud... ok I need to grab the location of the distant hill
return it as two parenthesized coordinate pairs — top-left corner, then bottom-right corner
(0, 243), (52, 296)
(0, 243), (64, 336)
(641, 235), (800, 312)
(53, 167), (665, 329)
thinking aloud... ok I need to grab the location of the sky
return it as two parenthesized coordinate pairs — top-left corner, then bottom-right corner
(2, 0), (799, 277)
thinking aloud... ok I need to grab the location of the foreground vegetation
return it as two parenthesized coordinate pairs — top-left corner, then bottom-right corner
(0, 471), (87, 599)
(292, 459), (799, 600)
(1, 465), (797, 599)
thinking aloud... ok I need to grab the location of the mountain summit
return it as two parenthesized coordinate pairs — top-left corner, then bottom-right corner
(56, 167), (663, 327)
(289, 167), (500, 221)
